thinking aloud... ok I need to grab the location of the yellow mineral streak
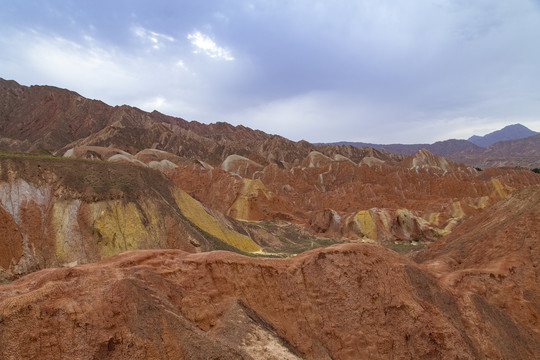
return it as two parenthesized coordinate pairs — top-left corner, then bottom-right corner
(242, 178), (270, 198)
(430, 227), (451, 237)
(353, 210), (378, 241)
(228, 179), (271, 221)
(173, 188), (260, 252)
(451, 201), (465, 219)
(422, 212), (452, 238)
(53, 199), (165, 262)
(91, 201), (161, 258)
(472, 196), (490, 209)
(53, 201), (70, 260)
(491, 178), (513, 198)
(428, 213), (440, 226)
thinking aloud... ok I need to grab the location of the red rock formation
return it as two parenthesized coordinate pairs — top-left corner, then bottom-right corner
(0, 156), (214, 277)
(415, 185), (540, 358)
(170, 149), (540, 242)
(1, 78), (540, 359)
(2, 185), (540, 360)
(0, 79), (400, 167)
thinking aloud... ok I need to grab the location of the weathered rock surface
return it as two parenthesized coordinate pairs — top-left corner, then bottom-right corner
(415, 185), (540, 358)
(1, 78), (540, 359)
(0, 156), (263, 278)
(2, 185), (540, 359)
(171, 149), (540, 243)
(0, 79), (400, 167)
(10, 80), (524, 248)
(0, 246), (498, 359)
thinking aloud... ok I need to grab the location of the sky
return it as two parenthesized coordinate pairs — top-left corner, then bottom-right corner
(1, 0), (540, 144)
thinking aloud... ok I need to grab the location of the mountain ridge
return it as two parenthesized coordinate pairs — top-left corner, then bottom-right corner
(0, 78), (403, 166)
(468, 123), (538, 147)
(324, 124), (540, 168)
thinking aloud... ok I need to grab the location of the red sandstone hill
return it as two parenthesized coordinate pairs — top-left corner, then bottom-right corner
(2, 144), (535, 281)
(1, 78), (540, 359)
(1, 187), (540, 359)
(169, 148), (540, 243)
(2, 79), (540, 277)
(0, 78), (401, 166)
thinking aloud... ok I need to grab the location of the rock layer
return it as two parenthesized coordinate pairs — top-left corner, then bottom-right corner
(171, 149), (540, 243)
(0, 156), (262, 277)
(2, 184), (540, 360)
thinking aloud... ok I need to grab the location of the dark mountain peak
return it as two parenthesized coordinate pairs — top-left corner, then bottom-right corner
(468, 123), (538, 147)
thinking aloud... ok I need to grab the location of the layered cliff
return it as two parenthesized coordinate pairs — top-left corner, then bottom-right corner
(1, 78), (540, 359)
(0, 154), (263, 277)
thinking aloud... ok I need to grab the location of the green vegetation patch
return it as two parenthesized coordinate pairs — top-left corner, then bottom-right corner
(382, 241), (427, 255)
(243, 220), (342, 257)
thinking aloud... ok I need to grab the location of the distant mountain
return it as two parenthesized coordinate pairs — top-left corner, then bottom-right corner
(332, 139), (482, 157)
(0, 78), (401, 165)
(1, 77), (537, 168)
(468, 123), (538, 147)
(451, 134), (540, 169)
(326, 125), (540, 168)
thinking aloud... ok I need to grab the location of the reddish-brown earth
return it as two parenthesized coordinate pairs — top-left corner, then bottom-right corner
(169, 148), (540, 242)
(1, 186), (540, 359)
(0, 78), (402, 167)
(1, 78), (540, 359)
(14, 78), (539, 248)
(0, 155), (210, 277)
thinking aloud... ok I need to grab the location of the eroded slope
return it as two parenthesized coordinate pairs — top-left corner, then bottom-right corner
(0, 154), (262, 277)
(2, 184), (540, 360)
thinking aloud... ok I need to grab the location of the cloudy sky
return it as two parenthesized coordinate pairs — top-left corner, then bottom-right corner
(1, 0), (539, 143)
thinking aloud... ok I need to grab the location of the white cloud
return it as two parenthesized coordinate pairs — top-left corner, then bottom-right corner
(132, 26), (175, 50)
(2, 1), (539, 145)
(176, 60), (186, 69)
(222, 91), (382, 142)
(0, 29), (200, 114)
(141, 96), (166, 111)
(222, 90), (540, 144)
(21, 34), (136, 94)
(187, 31), (234, 61)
